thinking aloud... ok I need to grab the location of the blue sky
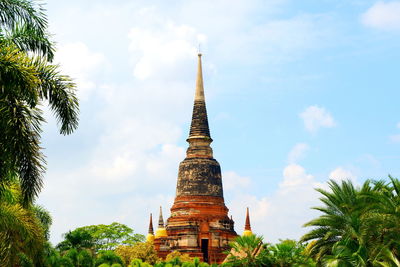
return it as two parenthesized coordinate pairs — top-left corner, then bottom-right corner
(39, 0), (400, 244)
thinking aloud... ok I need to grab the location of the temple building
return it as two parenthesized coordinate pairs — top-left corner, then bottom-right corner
(150, 54), (252, 264)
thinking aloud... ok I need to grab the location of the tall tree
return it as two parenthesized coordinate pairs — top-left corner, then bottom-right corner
(0, 0), (79, 204)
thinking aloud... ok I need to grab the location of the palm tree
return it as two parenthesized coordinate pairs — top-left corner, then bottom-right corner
(33, 204), (52, 240)
(0, 178), (45, 266)
(0, 0), (54, 60)
(361, 177), (400, 264)
(56, 228), (95, 252)
(266, 240), (315, 267)
(224, 234), (264, 266)
(302, 178), (400, 266)
(301, 180), (370, 264)
(0, 0), (79, 204)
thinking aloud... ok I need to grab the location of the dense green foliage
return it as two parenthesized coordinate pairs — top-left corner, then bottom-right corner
(223, 236), (314, 267)
(0, 0), (78, 264)
(262, 240), (315, 267)
(224, 234), (264, 266)
(301, 177), (400, 266)
(80, 222), (146, 251)
(56, 228), (96, 253)
(0, 0), (79, 204)
(57, 223), (145, 253)
(0, 178), (46, 265)
(115, 243), (158, 265)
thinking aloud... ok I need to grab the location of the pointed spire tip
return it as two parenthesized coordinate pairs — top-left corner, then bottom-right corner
(148, 213), (154, 234)
(245, 207), (251, 231)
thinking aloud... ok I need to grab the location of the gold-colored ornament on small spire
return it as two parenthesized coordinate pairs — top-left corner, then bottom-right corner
(243, 207), (253, 236)
(155, 206), (168, 238)
(146, 213), (155, 242)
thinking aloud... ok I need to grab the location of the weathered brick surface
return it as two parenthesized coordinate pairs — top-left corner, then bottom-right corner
(176, 158), (223, 197)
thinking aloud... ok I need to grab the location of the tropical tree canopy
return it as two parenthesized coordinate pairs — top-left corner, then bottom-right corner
(224, 234), (264, 267)
(56, 228), (95, 253)
(95, 250), (124, 266)
(263, 239), (315, 267)
(0, 178), (47, 266)
(0, 0), (79, 204)
(57, 222), (145, 254)
(301, 177), (400, 266)
(115, 243), (159, 265)
(80, 222), (145, 251)
(0, 0), (54, 60)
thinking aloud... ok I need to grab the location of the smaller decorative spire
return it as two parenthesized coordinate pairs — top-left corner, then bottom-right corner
(155, 206), (168, 238)
(146, 213), (155, 242)
(148, 213), (154, 234)
(158, 206), (164, 228)
(245, 207), (251, 231)
(243, 207), (253, 236)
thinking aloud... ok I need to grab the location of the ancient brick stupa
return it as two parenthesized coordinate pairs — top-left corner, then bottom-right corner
(152, 54), (238, 263)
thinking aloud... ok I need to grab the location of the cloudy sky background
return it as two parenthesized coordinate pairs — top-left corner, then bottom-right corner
(39, 0), (400, 244)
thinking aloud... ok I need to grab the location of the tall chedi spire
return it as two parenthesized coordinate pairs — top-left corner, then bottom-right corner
(161, 53), (237, 264)
(188, 54), (211, 139)
(186, 53), (214, 160)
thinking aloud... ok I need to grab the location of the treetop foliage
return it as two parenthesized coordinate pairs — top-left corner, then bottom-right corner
(57, 222), (145, 253)
(0, 0), (79, 204)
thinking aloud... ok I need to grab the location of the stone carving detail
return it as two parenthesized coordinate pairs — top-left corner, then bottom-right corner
(176, 158), (223, 197)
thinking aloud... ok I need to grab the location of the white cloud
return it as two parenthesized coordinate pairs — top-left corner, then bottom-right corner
(223, 171), (251, 191)
(228, 194), (270, 234)
(229, 136), (324, 242)
(300, 105), (336, 133)
(55, 42), (105, 100)
(329, 167), (356, 183)
(362, 1), (400, 31)
(288, 143), (309, 163)
(90, 154), (138, 181)
(128, 19), (205, 80)
(281, 164), (314, 189)
(227, 163), (323, 242)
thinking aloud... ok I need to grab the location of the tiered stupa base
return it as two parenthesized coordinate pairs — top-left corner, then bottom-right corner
(154, 196), (237, 263)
